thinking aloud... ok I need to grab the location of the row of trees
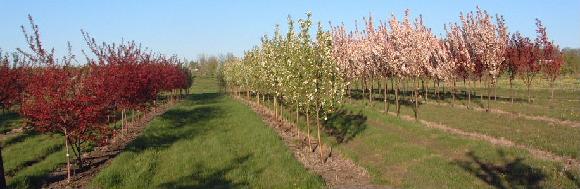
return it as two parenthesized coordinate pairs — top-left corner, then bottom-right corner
(331, 7), (563, 118)
(0, 16), (192, 185)
(222, 8), (565, 162)
(223, 13), (346, 160)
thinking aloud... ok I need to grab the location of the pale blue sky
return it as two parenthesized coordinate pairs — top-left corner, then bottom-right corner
(1, 0), (579, 60)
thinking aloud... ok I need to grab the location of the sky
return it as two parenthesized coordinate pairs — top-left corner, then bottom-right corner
(1, 0), (579, 61)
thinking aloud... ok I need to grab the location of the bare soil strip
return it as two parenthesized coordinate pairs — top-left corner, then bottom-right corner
(385, 111), (580, 170)
(236, 96), (388, 189)
(43, 101), (176, 189)
(426, 101), (580, 128)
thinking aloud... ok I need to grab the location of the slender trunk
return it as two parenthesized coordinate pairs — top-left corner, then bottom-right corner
(361, 79), (366, 102)
(486, 78), (491, 112)
(316, 106), (323, 160)
(414, 79), (419, 120)
(510, 78), (514, 104)
(74, 142), (83, 170)
(64, 129), (71, 183)
(122, 109), (126, 130)
(306, 108), (312, 151)
(369, 77), (373, 104)
(493, 84), (497, 101)
(480, 78), (484, 101)
(527, 82), (531, 103)
(396, 79), (401, 117)
(551, 80), (555, 99)
(442, 81), (446, 98)
(274, 96), (278, 119)
(131, 110), (135, 124)
(422, 80), (427, 101)
(0, 146), (6, 189)
(296, 103), (300, 138)
(384, 79), (388, 113)
(463, 79), (467, 99)
(452, 80), (456, 106)
(346, 84), (351, 103)
(467, 79), (472, 109)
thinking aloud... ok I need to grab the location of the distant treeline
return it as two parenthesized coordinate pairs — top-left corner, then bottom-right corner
(562, 48), (580, 76)
(189, 53), (238, 78)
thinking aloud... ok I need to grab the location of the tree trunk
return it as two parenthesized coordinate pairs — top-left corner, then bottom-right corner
(423, 80), (428, 101)
(396, 79), (401, 117)
(346, 84), (351, 103)
(295, 103), (300, 138)
(452, 80), (456, 106)
(64, 129), (71, 183)
(551, 80), (555, 99)
(306, 108), (312, 152)
(527, 82), (531, 103)
(316, 106), (323, 160)
(384, 79), (388, 113)
(122, 109), (126, 130)
(0, 146), (6, 189)
(467, 79), (472, 109)
(442, 81), (446, 99)
(369, 77), (373, 104)
(487, 78), (491, 112)
(435, 80), (440, 100)
(274, 96), (278, 119)
(510, 78), (514, 104)
(361, 79), (366, 102)
(414, 79), (419, 120)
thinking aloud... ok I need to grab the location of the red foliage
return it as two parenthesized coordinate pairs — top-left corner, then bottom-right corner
(535, 19), (564, 83)
(18, 17), (112, 159)
(0, 53), (26, 110)
(507, 32), (540, 80)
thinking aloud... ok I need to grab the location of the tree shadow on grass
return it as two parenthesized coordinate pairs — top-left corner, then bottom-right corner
(323, 109), (367, 144)
(455, 150), (546, 189)
(0, 111), (21, 133)
(1, 130), (39, 147)
(565, 170), (580, 188)
(127, 105), (224, 153)
(186, 92), (223, 106)
(157, 154), (254, 189)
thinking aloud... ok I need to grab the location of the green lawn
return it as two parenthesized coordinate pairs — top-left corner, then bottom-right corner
(334, 105), (580, 188)
(346, 77), (580, 159)
(91, 77), (324, 189)
(1, 112), (67, 189)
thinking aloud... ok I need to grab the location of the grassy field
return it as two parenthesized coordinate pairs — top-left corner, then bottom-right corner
(335, 103), (580, 188)
(91, 77), (324, 189)
(2, 76), (579, 188)
(257, 76), (580, 188)
(0, 112), (67, 189)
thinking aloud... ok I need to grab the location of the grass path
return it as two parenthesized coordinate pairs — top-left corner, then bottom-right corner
(90, 77), (324, 188)
(335, 103), (580, 188)
(351, 99), (580, 159)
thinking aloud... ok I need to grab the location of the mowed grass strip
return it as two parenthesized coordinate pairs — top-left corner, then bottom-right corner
(91, 77), (324, 189)
(1, 113), (67, 189)
(336, 103), (580, 188)
(351, 98), (580, 159)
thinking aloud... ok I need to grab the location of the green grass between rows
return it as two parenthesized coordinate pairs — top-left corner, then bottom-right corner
(90, 77), (324, 189)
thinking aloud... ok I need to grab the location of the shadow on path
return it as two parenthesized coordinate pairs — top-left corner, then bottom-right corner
(323, 109), (367, 144)
(157, 154), (254, 189)
(454, 150), (546, 189)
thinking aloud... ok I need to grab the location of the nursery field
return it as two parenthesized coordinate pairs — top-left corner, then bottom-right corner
(2, 2), (580, 189)
(1, 76), (579, 188)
